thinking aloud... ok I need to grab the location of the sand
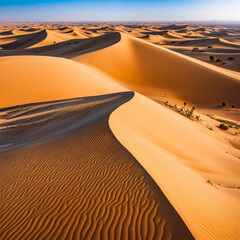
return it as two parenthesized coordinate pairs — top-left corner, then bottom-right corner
(0, 92), (194, 240)
(0, 23), (240, 240)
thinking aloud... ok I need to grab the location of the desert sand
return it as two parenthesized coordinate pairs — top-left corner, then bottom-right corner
(0, 23), (240, 240)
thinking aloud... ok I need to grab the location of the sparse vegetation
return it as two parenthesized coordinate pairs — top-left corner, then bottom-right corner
(144, 34), (150, 40)
(206, 180), (213, 185)
(219, 123), (229, 130)
(228, 57), (236, 60)
(205, 113), (240, 130)
(216, 58), (222, 62)
(208, 45), (213, 48)
(155, 100), (201, 121)
(232, 104), (237, 108)
(222, 101), (228, 107)
(209, 55), (215, 61)
(183, 101), (187, 106)
(192, 47), (199, 52)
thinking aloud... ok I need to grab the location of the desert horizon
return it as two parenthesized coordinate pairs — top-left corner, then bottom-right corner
(0, 0), (240, 239)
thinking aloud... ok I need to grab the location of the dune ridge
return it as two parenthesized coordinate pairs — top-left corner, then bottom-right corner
(110, 93), (240, 240)
(0, 92), (194, 240)
(0, 23), (239, 240)
(0, 55), (125, 107)
(74, 33), (240, 105)
(0, 29), (48, 50)
(0, 32), (121, 58)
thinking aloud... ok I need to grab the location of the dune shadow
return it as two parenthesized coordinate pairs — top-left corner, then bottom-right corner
(0, 31), (121, 58)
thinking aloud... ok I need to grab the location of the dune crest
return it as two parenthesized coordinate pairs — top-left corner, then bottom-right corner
(74, 33), (240, 105)
(0, 55), (125, 107)
(109, 93), (240, 240)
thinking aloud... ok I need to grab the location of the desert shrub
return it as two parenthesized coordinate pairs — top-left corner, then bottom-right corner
(192, 106), (196, 111)
(183, 101), (187, 106)
(188, 109), (193, 117)
(208, 45), (213, 48)
(145, 34), (150, 40)
(219, 123), (229, 130)
(228, 57), (236, 60)
(216, 58), (222, 62)
(232, 104), (237, 108)
(222, 101), (228, 107)
(206, 180), (213, 185)
(53, 41), (56, 44)
(209, 55), (215, 61)
(192, 47), (199, 52)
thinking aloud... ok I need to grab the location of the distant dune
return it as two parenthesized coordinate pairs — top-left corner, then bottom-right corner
(74, 33), (240, 105)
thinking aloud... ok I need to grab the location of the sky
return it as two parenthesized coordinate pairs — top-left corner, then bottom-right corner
(0, 0), (240, 22)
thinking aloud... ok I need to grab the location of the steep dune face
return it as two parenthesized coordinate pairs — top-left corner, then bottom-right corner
(0, 32), (121, 58)
(74, 33), (240, 105)
(28, 29), (81, 48)
(0, 30), (47, 50)
(0, 56), (125, 107)
(0, 92), (194, 240)
(0, 30), (13, 36)
(171, 37), (240, 48)
(109, 93), (240, 240)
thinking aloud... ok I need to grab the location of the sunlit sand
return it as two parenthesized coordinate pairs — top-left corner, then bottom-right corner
(0, 23), (239, 240)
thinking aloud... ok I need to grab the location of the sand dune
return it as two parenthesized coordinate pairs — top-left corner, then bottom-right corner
(0, 55), (125, 107)
(171, 37), (240, 48)
(0, 92), (194, 240)
(161, 31), (184, 39)
(0, 23), (240, 240)
(74, 33), (240, 105)
(0, 30), (14, 36)
(160, 24), (188, 30)
(0, 32), (121, 58)
(110, 93), (240, 240)
(0, 29), (47, 50)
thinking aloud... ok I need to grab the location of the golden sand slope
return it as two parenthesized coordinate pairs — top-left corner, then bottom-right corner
(74, 33), (240, 106)
(0, 55), (125, 107)
(0, 92), (194, 240)
(0, 29), (47, 49)
(110, 93), (240, 240)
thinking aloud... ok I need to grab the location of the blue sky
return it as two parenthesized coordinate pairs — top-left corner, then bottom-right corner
(0, 0), (240, 22)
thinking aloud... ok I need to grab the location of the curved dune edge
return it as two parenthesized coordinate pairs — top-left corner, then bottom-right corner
(0, 92), (195, 240)
(0, 32), (121, 58)
(109, 93), (240, 240)
(0, 55), (125, 108)
(74, 32), (240, 105)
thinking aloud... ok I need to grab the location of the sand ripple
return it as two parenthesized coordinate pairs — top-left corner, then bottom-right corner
(0, 92), (194, 239)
